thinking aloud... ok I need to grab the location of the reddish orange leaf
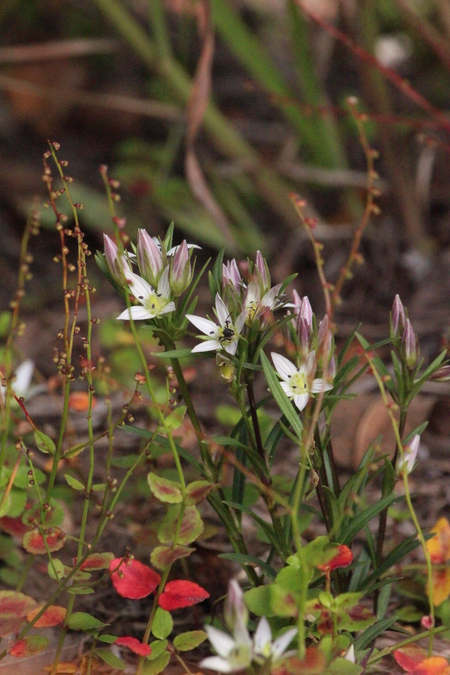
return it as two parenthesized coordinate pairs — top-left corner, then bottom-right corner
(158, 580), (210, 611)
(79, 552), (114, 571)
(27, 604), (66, 628)
(0, 515), (32, 538)
(109, 558), (161, 599)
(43, 663), (77, 673)
(115, 636), (152, 656)
(271, 646), (327, 675)
(412, 657), (450, 675)
(317, 544), (353, 572)
(0, 590), (37, 616)
(427, 518), (450, 564)
(394, 645), (429, 672)
(431, 569), (450, 607)
(8, 635), (49, 657)
(68, 391), (97, 411)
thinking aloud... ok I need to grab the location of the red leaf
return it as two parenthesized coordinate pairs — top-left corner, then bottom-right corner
(271, 646), (327, 675)
(115, 636), (152, 656)
(22, 527), (66, 554)
(317, 545), (353, 572)
(395, 646), (429, 672)
(0, 590), (36, 616)
(109, 558), (161, 599)
(79, 552), (114, 571)
(8, 635), (49, 657)
(158, 580), (209, 611)
(27, 604), (66, 628)
(0, 515), (32, 538)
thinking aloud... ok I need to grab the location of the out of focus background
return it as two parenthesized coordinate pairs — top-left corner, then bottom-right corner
(1, 0), (450, 345)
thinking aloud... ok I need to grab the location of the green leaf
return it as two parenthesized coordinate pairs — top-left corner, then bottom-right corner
(67, 586), (95, 595)
(97, 634), (118, 644)
(151, 545), (194, 570)
(152, 608), (173, 640)
(173, 630), (208, 651)
(354, 616), (397, 650)
(244, 585), (274, 617)
(185, 480), (215, 505)
(154, 349), (193, 359)
(148, 473), (183, 504)
(163, 406), (186, 430)
(67, 612), (107, 631)
(326, 657), (363, 674)
(64, 474), (85, 491)
(260, 352), (303, 440)
(142, 650), (170, 674)
(148, 639), (168, 660)
(33, 430), (55, 455)
(0, 492), (11, 518)
(158, 505), (203, 546)
(96, 648), (127, 669)
(48, 558), (66, 581)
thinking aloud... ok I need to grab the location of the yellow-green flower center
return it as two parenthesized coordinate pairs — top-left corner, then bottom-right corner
(144, 292), (166, 314)
(289, 370), (308, 393)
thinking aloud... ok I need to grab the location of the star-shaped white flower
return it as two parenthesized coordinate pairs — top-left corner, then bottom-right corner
(117, 267), (175, 321)
(271, 351), (333, 411)
(253, 617), (297, 665)
(186, 294), (245, 356)
(200, 624), (253, 673)
(243, 280), (283, 325)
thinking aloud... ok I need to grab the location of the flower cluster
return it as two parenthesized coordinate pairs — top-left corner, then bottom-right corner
(103, 229), (199, 322)
(200, 580), (297, 673)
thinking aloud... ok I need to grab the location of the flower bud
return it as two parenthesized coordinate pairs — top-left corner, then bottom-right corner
(401, 319), (419, 369)
(255, 251), (271, 293)
(430, 365), (450, 382)
(396, 434), (420, 476)
(216, 354), (235, 382)
(297, 317), (311, 357)
(391, 294), (406, 338)
(317, 315), (332, 363)
(223, 259), (242, 291)
(103, 234), (131, 285)
(137, 229), (163, 287)
(224, 580), (248, 634)
(169, 240), (191, 295)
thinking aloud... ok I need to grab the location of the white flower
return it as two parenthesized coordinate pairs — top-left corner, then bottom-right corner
(186, 294), (245, 356)
(200, 624), (252, 673)
(345, 645), (356, 663)
(1, 360), (37, 404)
(271, 351), (333, 411)
(243, 281), (283, 325)
(253, 617), (297, 664)
(396, 434), (421, 476)
(116, 267), (175, 321)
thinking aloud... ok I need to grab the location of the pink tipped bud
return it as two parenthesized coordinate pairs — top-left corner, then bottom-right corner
(169, 240), (191, 295)
(297, 317), (311, 357)
(430, 365), (450, 382)
(103, 234), (131, 285)
(318, 315), (332, 357)
(137, 229), (163, 287)
(224, 579), (248, 634)
(223, 259), (242, 290)
(396, 434), (420, 476)
(300, 296), (313, 328)
(291, 289), (302, 313)
(255, 251), (271, 293)
(391, 294), (406, 338)
(401, 319), (419, 369)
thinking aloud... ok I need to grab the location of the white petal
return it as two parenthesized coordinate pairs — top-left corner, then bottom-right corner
(234, 311), (246, 335)
(125, 272), (153, 302)
(157, 266), (171, 298)
(310, 378), (333, 394)
(14, 360), (34, 396)
(271, 628), (298, 661)
(215, 294), (230, 327)
(304, 351), (316, 376)
(167, 243), (201, 255)
(280, 381), (294, 398)
(224, 341), (238, 356)
(186, 315), (218, 337)
(199, 656), (234, 673)
(116, 306), (155, 321)
(253, 617), (272, 655)
(293, 393), (309, 411)
(192, 340), (221, 352)
(205, 626), (235, 657)
(271, 353), (297, 381)
(261, 284), (282, 309)
(159, 302), (176, 315)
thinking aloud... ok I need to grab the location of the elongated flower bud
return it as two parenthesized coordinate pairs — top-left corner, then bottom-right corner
(170, 240), (191, 295)
(103, 234), (131, 285)
(297, 317), (311, 357)
(223, 259), (242, 290)
(224, 580), (248, 634)
(396, 434), (420, 476)
(137, 228), (163, 287)
(401, 319), (419, 369)
(255, 251), (270, 293)
(430, 365), (450, 382)
(391, 294), (406, 338)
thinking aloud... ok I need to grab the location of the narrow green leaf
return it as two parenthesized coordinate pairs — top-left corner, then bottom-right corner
(64, 474), (84, 491)
(339, 494), (399, 545)
(354, 616), (397, 650)
(96, 648), (126, 669)
(260, 351), (303, 440)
